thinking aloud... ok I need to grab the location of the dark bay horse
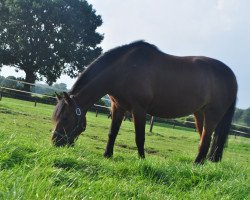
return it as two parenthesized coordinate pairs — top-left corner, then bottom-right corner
(52, 41), (237, 164)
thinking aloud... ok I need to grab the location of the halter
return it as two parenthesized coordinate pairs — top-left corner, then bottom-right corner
(69, 95), (84, 136)
(70, 95), (82, 117)
(53, 95), (85, 144)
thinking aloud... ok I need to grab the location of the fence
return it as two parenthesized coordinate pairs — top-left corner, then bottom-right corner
(1, 78), (250, 138)
(0, 77), (112, 117)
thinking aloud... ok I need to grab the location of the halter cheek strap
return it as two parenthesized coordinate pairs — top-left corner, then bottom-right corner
(70, 95), (81, 112)
(60, 95), (85, 138)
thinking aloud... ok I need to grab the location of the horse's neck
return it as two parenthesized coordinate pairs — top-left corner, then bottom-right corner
(74, 74), (110, 111)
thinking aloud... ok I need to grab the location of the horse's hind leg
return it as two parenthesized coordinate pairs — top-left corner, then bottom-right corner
(194, 112), (217, 164)
(208, 100), (236, 162)
(194, 111), (204, 137)
(104, 104), (125, 158)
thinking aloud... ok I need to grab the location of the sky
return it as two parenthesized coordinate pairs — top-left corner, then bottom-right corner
(1, 0), (250, 109)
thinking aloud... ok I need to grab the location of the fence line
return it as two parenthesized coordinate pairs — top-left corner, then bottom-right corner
(2, 94), (248, 138)
(1, 77), (65, 93)
(231, 123), (250, 129)
(0, 85), (111, 105)
(1, 85), (249, 130)
(1, 77), (69, 91)
(0, 78), (110, 100)
(0, 86), (57, 98)
(2, 77), (37, 86)
(1, 81), (250, 137)
(1, 96), (110, 115)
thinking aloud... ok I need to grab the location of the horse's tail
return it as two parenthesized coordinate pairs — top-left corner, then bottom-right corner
(208, 99), (236, 162)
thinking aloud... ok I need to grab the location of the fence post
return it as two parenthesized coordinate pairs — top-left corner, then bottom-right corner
(34, 99), (37, 107)
(108, 112), (112, 119)
(0, 93), (2, 101)
(172, 122), (176, 129)
(150, 116), (154, 133)
(96, 109), (98, 117)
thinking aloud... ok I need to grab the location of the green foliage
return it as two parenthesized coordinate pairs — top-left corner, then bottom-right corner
(0, 0), (103, 87)
(0, 75), (69, 104)
(234, 107), (250, 126)
(0, 98), (249, 199)
(0, 76), (24, 90)
(95, 98), (106, 106)
(0, 75), (68, 96)
(32, 83), (68, 95)
(53, 83), (68, 91)
(241, 108), (250, 126)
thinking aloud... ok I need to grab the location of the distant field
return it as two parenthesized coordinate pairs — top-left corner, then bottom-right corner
(0, 97), (249, 199)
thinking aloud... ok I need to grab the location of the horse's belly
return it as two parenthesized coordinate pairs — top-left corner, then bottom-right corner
(147, 98), (204, 118)
(148, 107), (192, 118)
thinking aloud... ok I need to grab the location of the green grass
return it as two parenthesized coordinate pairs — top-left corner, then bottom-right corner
(0, 97), (249, 199)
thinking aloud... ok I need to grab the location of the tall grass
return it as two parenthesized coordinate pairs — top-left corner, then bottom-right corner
(0, 97), (249, 199)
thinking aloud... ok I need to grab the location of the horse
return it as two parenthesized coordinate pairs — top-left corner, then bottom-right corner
(52, 40), (237, 164)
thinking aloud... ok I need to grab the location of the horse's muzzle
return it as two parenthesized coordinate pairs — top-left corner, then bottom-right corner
(52, 131), (75, 147)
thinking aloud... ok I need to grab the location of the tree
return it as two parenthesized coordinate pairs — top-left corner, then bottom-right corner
(53, 83), (68, 91)
(242, 108), (250, 126)
(233, 107), (250, 126)
(0, 0), (103, 91)
(0, 75), (5, 83)
(233, 108), (244, 123)
(0, 76), (25, 97)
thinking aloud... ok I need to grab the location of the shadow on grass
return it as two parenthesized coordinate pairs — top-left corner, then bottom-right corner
(139, 162), (201, 190)
(53, 157), (101, 176)
(0, 145), (36, 169)
(117, 143), (159, 154)
(138, 159), (236, 191)
(0, 105), (29, 116)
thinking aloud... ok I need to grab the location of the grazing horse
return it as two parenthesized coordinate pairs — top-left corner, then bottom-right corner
(52, 41), (237, 164)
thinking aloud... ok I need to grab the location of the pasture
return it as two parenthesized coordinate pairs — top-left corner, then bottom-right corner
(0, 97), (249, 199)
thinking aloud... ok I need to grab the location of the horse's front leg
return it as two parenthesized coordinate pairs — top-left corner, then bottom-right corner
(132, 108), (147, 159)
(104, 105), (125, 158)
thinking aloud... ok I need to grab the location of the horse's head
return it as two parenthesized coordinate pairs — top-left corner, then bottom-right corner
(52, 92), (86, 147)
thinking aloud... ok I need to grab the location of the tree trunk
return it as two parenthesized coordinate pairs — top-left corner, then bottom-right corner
(23, 70), (36, 93)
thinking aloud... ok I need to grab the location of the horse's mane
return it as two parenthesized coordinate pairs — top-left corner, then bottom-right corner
(69, 40), (159, 94)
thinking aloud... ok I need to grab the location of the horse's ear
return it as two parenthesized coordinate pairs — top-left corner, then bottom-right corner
(63, 92), (72, 105)
(55, 92), (61, 102)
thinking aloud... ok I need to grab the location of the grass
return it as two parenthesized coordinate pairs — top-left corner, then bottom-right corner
(0, 97), (249, 199)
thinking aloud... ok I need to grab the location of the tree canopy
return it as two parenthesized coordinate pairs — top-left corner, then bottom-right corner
(233, 108), (250, 126)
(0, 0), (103, 90)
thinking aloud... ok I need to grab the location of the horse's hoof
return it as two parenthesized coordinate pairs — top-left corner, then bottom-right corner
(208, 156), (221, 163)
(194, 158), (205, 165)
(138, 154), (145, 159)
(103, 152), (113, 158)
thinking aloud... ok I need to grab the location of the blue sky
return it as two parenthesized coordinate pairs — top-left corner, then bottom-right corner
(1, 0), (250, 109)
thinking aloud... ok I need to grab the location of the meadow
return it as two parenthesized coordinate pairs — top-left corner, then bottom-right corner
(0, 97), (249, 199)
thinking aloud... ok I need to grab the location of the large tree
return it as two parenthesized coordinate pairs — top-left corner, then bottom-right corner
(0, 0), (103, 91)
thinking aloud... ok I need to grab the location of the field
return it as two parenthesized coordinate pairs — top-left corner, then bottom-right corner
(0, 97), (249, 199)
